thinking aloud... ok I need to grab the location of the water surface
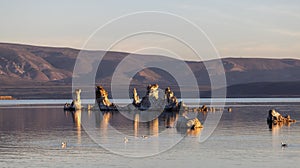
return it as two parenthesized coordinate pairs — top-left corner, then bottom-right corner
(0, 100), (299, 167)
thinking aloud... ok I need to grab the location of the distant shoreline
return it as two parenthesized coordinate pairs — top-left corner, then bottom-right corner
(1, 43), (300, 100)
(0, 96), (14, 100)
(1, 98), (299, 111)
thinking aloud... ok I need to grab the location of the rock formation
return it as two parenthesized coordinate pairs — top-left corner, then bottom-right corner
(200, 105), (208, 112)
(132, 88), (140, 107)
(94, 84), (185, 112)
(128, 85), (185, 112)
(164, 87), (179, 111)
(64, 89), (82, 110)
(176, 114), (203, 129)
(267, 109), (296, 125)
(73, 89), (82, 110)
(126, 88), (141, 111)
(96, 86), (117, 111)
(139, 84), (165, 111)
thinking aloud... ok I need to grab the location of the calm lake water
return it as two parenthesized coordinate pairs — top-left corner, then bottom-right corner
(0, 99), (300, 168)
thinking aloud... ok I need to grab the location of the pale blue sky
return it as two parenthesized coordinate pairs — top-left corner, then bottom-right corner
(1, 0), (300, 59)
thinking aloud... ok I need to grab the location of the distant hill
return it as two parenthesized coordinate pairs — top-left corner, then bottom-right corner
(0, 42), (300, 99)
(0, 43), (77, 82)
(223, 81), (300, 98)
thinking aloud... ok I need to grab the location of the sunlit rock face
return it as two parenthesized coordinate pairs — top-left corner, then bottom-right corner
(176, 114), (202, 129)
(267, 109), (296, 124)
(132, 88), (140, 107)
(96, 86), (117, 111)
(73, 89), (82, 110)
(186, 118), (202, 129)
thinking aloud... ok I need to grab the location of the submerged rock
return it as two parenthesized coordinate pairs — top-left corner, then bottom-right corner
(176, 115), (203, 129)
(96, 86), (117, 111)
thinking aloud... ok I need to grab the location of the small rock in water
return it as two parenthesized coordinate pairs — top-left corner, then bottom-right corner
(281, 142), (288, 148)
(61, 142), (67, 149)
(228, 107), (232, 112)
(124, 137), (129, 143)
(141, 135), (148, 139)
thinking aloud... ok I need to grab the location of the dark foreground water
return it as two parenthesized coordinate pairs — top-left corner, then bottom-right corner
(0, 101), (300, 168)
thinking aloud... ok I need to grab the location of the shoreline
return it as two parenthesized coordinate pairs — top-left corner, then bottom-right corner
(1, 98), (300, 106)
(0, 96), (14, 100)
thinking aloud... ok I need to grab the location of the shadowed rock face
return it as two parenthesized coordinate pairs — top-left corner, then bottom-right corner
(96, 86), (117, 111)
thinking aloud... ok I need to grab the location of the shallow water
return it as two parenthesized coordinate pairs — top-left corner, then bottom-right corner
(0, 101), (300, 168)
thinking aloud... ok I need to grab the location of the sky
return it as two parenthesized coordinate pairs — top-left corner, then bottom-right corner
(1, 0), (300, 60)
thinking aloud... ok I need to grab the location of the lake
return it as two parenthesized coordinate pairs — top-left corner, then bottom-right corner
(0, 99), (300, 168)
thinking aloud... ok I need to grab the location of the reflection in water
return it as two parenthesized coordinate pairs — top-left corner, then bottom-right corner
(65, 108), (203, 148)
(164, 112), (178, 128)
(73, 110), (81, 127)
(70, 110), (82, 144)
(90, 111), (112, 142)
(149, 118), (159, 137)
(94, 111), (101, 128)
(87, 109), (92, 117)
(187, 128), (202, 137)
(2, 104), (300, 167)
(176, 126), (202, 137)
(65, 108), (203, 147)
(134, 113), (139, 137)
(101, 112), (112, 128)
(100, 112), (112, 138)
(268, 120), (295, 149)
(92, 110), (200, 138)
(64, 110), (69, 118)
(268, 121), (293, 135)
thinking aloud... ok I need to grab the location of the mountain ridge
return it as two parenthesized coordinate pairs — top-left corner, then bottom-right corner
(0, 42), (299, 99)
